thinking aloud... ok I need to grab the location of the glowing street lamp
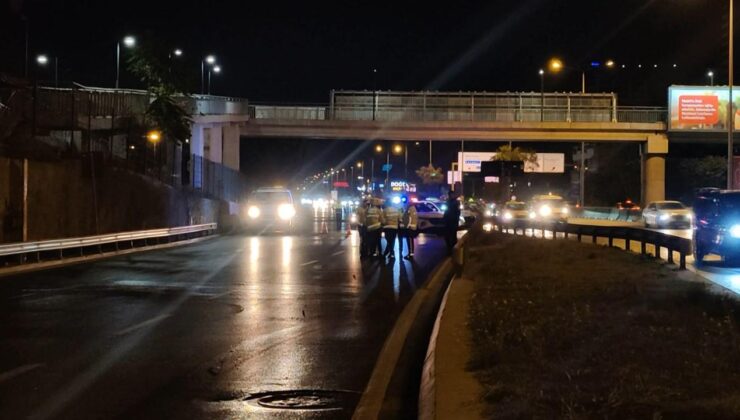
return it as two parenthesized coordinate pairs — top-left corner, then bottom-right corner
(708, 70), (715, 86)
(36, 54), (48, 65)
(116, 35), (136, 89)
(201, 55), (217, 94)
(605, 59), (615, 68)
(173, 49), (183, 57)
(208, 65), (221, 94)
(146, 130), (162, 143)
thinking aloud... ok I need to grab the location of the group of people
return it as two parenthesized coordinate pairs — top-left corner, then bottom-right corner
(356, 197), (418, 260)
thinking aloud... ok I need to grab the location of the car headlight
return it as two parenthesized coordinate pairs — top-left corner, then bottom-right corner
(503, 211), (513, 220)
(659, 214), (670, 221)
(539, 205), (552, 217)
(529, 211), (537, 219)
(278, 204), (296, 220)
(562, 207), (569, 215)
(248, 206), (260, 219)
(730, 225), (740, 238)
(440, 204), (448, 211)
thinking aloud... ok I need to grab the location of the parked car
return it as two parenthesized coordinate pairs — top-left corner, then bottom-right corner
(693, 188), (740, 263)
(414, 201), (466, 233)
(642, 200), (692, 229)
(529, 194), (569, 222)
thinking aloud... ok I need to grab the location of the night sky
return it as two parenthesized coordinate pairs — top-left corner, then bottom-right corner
(1, 0), (735, 187)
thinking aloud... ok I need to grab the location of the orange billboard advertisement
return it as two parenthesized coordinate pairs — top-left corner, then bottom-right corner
(677, 95), (719, 125)
(669, 86), (740, 131)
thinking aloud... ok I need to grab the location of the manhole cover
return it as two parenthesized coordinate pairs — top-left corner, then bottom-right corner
(245, 390), (359, 411)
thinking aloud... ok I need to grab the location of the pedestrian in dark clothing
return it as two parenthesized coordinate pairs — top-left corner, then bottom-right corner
(334, 204), (343, 231)
(443, 194), (461, 255)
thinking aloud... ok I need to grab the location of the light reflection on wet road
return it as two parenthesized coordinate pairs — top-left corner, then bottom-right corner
(0, 214), (446, 419)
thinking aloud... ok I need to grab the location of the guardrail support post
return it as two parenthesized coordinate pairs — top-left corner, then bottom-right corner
(680, 252), (686, 270)
(608, 235), (613, 247)
(641, 240), (646, 255)
(667, 248), (674, 264)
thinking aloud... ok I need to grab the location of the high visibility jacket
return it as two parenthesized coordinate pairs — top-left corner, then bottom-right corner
(383, 206), (400, 229)
(402, 206), (418, 230)
(366, 206), (383, 231)
(356, 206), (367, 226)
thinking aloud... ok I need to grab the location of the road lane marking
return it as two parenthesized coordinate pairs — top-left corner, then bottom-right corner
(114, 313), (171, 336)
(0, 363), (44, 384)
(331, 250), (345, 256)
(300, 260), (319, 267)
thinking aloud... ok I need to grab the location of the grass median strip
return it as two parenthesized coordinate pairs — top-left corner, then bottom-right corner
(465, 229), (740, 419)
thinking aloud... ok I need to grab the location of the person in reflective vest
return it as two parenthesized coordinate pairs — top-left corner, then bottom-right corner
(357, 199), (369, 258)
(382, 200), (401, 259)
(400, 202), (418, 259)
(365, 198), (384, 258)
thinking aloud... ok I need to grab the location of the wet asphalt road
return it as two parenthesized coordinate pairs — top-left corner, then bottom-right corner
(0, 213), (446, 419)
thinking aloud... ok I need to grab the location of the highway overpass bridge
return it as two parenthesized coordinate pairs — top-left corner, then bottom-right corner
(15, 87), (675, 202)
(244, 90), (669, 203)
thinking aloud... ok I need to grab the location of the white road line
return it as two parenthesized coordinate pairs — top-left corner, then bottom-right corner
(300, 259), (319, 267)
(0, 363), (44, 384)
(114, 313), (171, 336)
(331, 250), (345, 256)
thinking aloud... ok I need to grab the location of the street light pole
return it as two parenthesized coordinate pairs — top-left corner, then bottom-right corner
(539, 69), (545, 121)
(729, 0), (735, 189)
(708, 71), (715, 86)
(115, 41), (121, 89)
(581, 71), (586, 94)
(580, 142), (586, 206)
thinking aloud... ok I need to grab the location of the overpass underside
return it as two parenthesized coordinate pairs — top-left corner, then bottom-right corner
(241, 119), (669, 204)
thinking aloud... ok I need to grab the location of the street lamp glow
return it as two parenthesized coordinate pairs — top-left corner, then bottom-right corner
(205, 55), (216, 65)
(36, 54), (48, 65)
(123, 36), (136, 48)
(146, 130), (162, 143)
(548, 58), (564, 73)
(708, 71), (714, 77)
(393, 144), (403, 154)
(173, 49), (183, 56)
(375, 145), (383, 153)
(213, 65), (221, 73)
(538, 68), (544, 75)
(605, 59), (615, 68)
(356, 162), (363, 168)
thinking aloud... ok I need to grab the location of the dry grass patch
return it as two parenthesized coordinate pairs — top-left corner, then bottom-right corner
(466, 230), (740, 419)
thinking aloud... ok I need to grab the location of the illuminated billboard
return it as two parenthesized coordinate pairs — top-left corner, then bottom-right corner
(668, 86), (740, 131)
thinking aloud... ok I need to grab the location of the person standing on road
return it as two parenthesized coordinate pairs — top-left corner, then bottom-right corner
(443, 192), (461, 255)
(334, 202), (343, 231)
(382, 199), (401, 259)
(357, 198), (368, 258)
(365, 198), (384, 258)
(400, 201), (418, 259)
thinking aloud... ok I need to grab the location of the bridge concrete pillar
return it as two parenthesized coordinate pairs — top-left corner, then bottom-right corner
(222, 124), (240, 171)
(644, 134), (668, 204)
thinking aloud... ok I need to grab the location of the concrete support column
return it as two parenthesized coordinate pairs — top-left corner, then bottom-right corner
(222, 124), (240, 171)
(644, 134), (668, 204)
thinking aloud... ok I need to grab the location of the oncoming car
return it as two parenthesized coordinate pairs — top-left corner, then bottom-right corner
(693, 188), (740, 263)
(497, 201), (532, 225)
(529, 194), (569, 222)
(242, 187), (296, 232)
(642, 201), (692, 229)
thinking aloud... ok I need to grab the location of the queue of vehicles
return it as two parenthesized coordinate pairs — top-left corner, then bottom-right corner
(239, 185), (740, 265)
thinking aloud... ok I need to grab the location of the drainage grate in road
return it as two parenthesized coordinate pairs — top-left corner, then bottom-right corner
(244, 390), (359, 411)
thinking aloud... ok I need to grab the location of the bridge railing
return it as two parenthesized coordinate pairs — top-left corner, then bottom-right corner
(34, 85), (249, 121)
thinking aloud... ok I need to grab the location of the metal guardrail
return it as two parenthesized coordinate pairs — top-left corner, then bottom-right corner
(490, 220), (692, 269)
(571, 207), (642, 221)
(0, 223), (217, 266)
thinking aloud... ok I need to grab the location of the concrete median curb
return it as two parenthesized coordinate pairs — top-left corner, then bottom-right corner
(418, 276), (484, 420)
(352, 257), (455, 420)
